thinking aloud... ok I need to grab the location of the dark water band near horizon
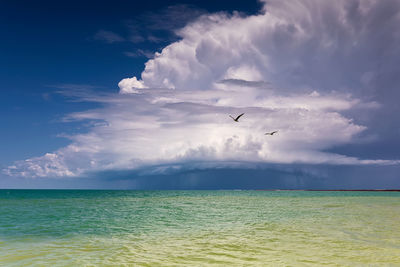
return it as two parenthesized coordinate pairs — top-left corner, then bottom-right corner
(1, 190), (400, 266)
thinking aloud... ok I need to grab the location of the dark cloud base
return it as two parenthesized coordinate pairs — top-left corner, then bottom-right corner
(2, 164), (399, 190)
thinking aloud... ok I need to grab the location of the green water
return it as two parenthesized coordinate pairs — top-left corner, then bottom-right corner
(1, 190), (399, 266)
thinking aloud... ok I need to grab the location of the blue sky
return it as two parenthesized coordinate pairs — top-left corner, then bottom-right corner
(0, 0), (260, 164)
(1, 0), (400, 189)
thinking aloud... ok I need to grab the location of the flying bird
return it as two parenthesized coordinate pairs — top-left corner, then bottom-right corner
(265, 131), (278, 135)
(229, 113), (244, 122)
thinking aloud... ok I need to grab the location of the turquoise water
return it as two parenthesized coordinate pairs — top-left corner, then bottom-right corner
(1, 190), (400, 266)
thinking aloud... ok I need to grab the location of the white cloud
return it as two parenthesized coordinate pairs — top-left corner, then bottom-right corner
(118, 77), (146, 94)
(4, 87), (396, 178)
(5, 0), (400, 178)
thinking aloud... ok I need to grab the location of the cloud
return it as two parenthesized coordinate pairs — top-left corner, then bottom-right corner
(124, 49), (154, 59)
(216, 79), (271, 88)
(5, 0), (400, 178)
(92, 5), (204, 45)
(3, 87), (396, 178)
(128, 35), (146, 44)
(94, 30), (125, 43)
(125, 4), (206, 43)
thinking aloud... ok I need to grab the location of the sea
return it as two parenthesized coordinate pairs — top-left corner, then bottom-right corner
(1, 190), (399, 266)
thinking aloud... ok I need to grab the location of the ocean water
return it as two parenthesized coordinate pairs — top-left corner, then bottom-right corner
(0, 190), (399, 266)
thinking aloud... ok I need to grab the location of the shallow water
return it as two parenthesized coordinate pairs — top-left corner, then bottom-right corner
(1, 190), (400, 266)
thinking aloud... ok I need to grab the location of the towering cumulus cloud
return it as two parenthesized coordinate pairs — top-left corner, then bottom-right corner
(5, 0), (400, 178)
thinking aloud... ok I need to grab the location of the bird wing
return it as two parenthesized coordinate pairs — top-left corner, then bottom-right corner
(236, 113), (245, 120)
(229, 115), (235, 120)
(272, 131), (278, 134)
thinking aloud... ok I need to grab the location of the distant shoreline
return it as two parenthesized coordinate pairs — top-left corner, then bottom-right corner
(255, 189), (400, 192)
(0, 189), (400, 191)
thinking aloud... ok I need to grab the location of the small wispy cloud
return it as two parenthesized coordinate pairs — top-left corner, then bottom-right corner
(93, 30), (125, 43)
(46, 83), (102, 90)
(93, 5), (205, 45)
(124, 49), (154, 59)
(125, 4), (206, 43)
(44, 84), (109, 102)
(128, 35), (146, 43)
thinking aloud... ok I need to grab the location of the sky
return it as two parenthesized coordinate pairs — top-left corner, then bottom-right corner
(1, 0), (400, 189)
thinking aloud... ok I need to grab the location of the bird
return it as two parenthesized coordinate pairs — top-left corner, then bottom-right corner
(229, 113), (244, 122)
(265, 131), (278, 135)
